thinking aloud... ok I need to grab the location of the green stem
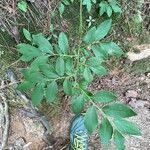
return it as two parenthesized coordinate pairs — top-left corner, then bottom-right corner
(75, 0), (83, 83)
(48, 53), (77, 58)
(79, 0), (83, 35)
(47, 74), (75, 82)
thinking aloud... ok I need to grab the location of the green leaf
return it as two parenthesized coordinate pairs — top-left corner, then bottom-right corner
(17, 43), (42, 61)
(114, 119), (141, 135)
(23, 28), (32, 41)
(59, 3), (65, 15)
(32, 33), (53, 53)
(62, 0), (70, 5)
(83, 0), (92, 12)
(111, 4), (122, 13)
(17, 81), (35, 91)
(40, 64), (59, 79)
(106, 6), (113, 17)
(95, 19), (112, 41)
(102, 103), (137, 118)
(92, 90), (117, 103)
(63, 79), (72, 95)
(114, 130), (125, 150)
(58, 32), (69, 54)
(66, 58), (73, 73)
(83, 26), (96, 44)
(83, 68), (93, 83)
(99, 118), (113, 146)
(90, 66), (107, 76)
(84, 106), (98, 134)
(71, 95), (85, 114)
(55, 57), (65, 76)
(46, 81), (58, 102)
(99, 1), (107, 16)
(100, 42), (123, 56)
(92, 45), (106, 59)
(18, 1), (27, 12)
(22, 69), (45, 83)
(86, 57), (102, 67)
(30, 56), (49, 71)
(31, 83), (44, 106)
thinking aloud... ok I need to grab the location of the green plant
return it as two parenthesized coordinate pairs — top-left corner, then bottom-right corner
(99, 0), (122, 17)
(59, 0), (121, 17)
(16, 0), (141, 149)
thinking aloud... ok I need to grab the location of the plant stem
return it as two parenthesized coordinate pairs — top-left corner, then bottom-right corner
(75, 0), (83, 83)
(79, 0), (83, 35)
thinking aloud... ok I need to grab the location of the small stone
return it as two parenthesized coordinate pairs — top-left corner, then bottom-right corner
(125, 90), (138, 98)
